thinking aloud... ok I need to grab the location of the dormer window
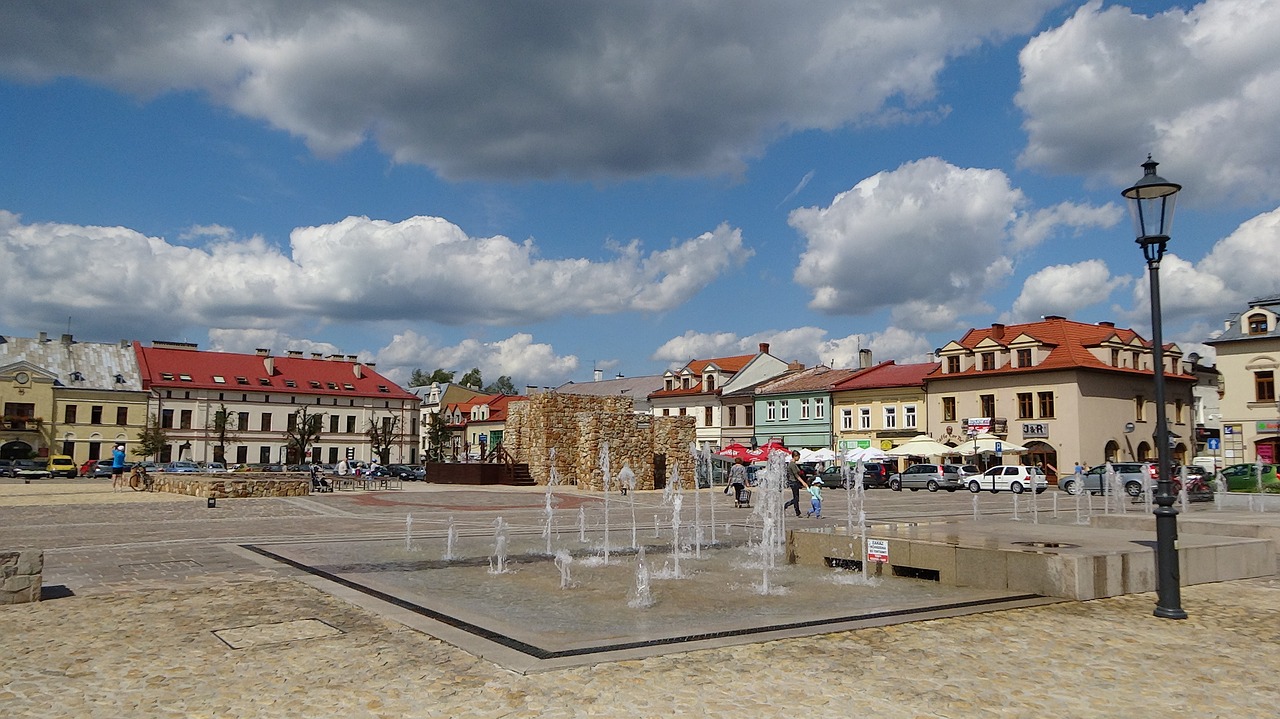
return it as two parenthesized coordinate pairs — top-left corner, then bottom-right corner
(1016, 349), (1032, 368)
(703, 375), (716, 392)
(258, 378), (271, 386)
(343, 383), (355, 391)
(665, 377), (675, 391)
(284, 380), (296, 388)
(213, 375), (225, 384)
(69, 371), (85, 381)
(161, 372), (175, 381)
(236, 376), (249, 385)
(1111, 348), (1120, 366)
(1248, 314), (1269, 335)
(681, 376), (692, 390)
(947, 356), (960, 373)
(1131, 351), (1141, 369)
(981, 352), (995, 371)
(377, 385), (390, 393)
(327, 382), (338, 390)
(114, 373), (125, 384)
(179, 374), (192, 382)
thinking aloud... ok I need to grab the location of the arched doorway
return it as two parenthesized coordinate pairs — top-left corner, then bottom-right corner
(1172, 442), (1189, 465)
(1136, 442), (1152, 461)
(0, 440), (33, 460)
(1023, 441), (1059, 483)
(1104, 440), (1121, 463)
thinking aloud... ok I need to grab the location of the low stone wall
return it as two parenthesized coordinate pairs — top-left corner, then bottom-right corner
(1, 550), (42, 604)
(157, 474), (310, 498)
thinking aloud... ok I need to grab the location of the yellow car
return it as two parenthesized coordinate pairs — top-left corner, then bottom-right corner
(46, 454), (78, 478)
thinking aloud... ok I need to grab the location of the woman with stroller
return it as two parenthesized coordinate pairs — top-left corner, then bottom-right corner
(726, 457), (749, 506)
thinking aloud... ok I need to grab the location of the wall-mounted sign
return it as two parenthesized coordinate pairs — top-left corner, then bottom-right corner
(1022, 423), (1049, 438)
(1258, 420), (1280, 435)
(867, 538), (889, 563)
(963, 417), (1007, 434)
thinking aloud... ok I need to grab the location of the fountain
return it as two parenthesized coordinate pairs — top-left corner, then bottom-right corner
(618, 461), (638, 549)
(542, 448), (561, 555)
(405, 513), (414, 552)
(598, 442), (612, 563)
(578, 506), (587, 542)
(667, 461), (683, 578)
(690, 444), (703, 560)
(444, 515), (457, 561)
(628, 546), (654, 608)
(489, 517), (510, 574)
(554, 550), (573, 589)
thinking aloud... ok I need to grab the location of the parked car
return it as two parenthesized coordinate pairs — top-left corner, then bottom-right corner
(89, 460), (132, 478)
(162, 461), (200, 473)
(1059, 462), (1155, 497)
(0, 458), (15, 477)
(134, 461), (162, 474)
(967, 465), (1048, 494)
(46, 454), (78, 478)
(888, 464), (970, 492)
(385, 464), (426, 481)
(818, 462), (889, 489)
(202, 462), (228, 473)
(12, 459), (51, 480)
(1220, 463), (1279, 492)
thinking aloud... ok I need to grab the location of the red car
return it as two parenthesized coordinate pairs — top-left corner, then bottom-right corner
(79, 460), (97, 477)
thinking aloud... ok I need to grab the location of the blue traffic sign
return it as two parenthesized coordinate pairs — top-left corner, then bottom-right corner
(995, 441), (1003, 455)
(1207, 438), (1220, 450)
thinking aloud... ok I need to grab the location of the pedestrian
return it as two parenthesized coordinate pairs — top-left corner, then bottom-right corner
(111, 443), (126, 492)
(727, 457), (748, 504)
(783, 450), (809, 518)
(806, 477), (823, 518)
(337, 458), (349, 476)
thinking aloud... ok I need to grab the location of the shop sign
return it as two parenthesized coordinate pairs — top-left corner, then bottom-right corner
(963, 417), (1007, 434)
(1258, 420), (1280, 435)
(1022, 422), (1049, 438)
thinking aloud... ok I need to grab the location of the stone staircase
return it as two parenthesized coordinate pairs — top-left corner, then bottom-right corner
(506, 463), (536, 486)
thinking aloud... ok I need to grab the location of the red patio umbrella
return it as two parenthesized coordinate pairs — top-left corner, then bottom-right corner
(750, 441), (790, 461)
(717, 443), (755, 460)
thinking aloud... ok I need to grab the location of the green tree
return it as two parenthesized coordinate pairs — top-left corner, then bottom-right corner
(284, 406), (325, 464)
(408, 368), (431, 387)
(134, 413), (169, 460)
(483, 375), (517, 395)
(429, 368), (456, 384)
(425, 412), (452, 462)
(205, 404), (242, 464)
(459, 367), (483, 389)
(366, 414), (404, 464)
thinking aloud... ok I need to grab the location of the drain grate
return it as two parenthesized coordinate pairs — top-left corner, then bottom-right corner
(118, 559), (203, 573)
(1011, 541), (1079, 549)
(213, 618), (343, 649)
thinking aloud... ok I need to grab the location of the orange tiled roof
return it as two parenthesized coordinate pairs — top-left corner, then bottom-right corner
(650, 352), (758, 399)
(928, 317), (1193, 380)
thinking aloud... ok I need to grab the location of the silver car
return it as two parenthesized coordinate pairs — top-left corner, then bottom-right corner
(888, 463), (970, 492)
(1059, 462), (1155, 497)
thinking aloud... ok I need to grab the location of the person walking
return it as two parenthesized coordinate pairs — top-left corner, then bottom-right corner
(783, 450), (809, 517)
(111, 443), (126, 492)
(727, 457), (748, 505)
(806, 477), (824, 518)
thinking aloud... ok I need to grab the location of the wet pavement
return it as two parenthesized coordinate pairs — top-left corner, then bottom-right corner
(2, 479), (1278, 717)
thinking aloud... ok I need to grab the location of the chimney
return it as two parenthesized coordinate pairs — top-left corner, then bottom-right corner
(858, 348), (873, 369)
(526, 385), (538, 396)
(346, 355), (358, 362)
(311, 352), (323, 359)
(60, 333), (73, 345)
(787, 360), (805, 370)
(759, 342), (770, 355)
(38, 331), (48, 342)
(615, 373), (624, 379)
(991, 323), (1005, 340)
(1097, 321), (1115, 328)
(593, 368), (603, 382)
(256, 348), (270, 357)
(287, 350), (303, 358)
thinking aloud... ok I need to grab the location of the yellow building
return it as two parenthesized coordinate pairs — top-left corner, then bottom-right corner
(831, 361), (936, 468)
(1, 333), (147, 464)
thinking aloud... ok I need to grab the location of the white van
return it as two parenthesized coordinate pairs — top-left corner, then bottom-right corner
(1190, 456), (1223, 471)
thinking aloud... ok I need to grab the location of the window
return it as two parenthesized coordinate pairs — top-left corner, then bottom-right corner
(261, 413), (272, 432)
(213, 375), (225, 384)
(841, 408), (853, 431)
(236, 446), (248, 464)
(179, 374), (192, 382)
(1257, 371), (1276, 402)
(179, 409), (192, 429)
(727, 406), (737, 426)
(1017, 393), (1034, 419)
(947, 356), (961, 373)
(1111, 348), (1120, 366)
(745, 405), (753, 426)
(237, 412), (249, 431)
(116, 407), (128, 425)
(64, 405), (77, 424)
(664, 377), (674, 391)
(681, 376), (692, 390)
(981, 352), (995, 370)
(259, 378), (272, 386)
(980, 394), (996, 417)
(1248, 314), (1269, 335)
(704, 375), (716, 392)
(1017, 349), (1032, 368)
(90, 405), (103, 425)
(1038, 392), (1055, 418)
(942, 397), (956, 422)
(1135, 396), (1146, 421)
(704, 406), (713, 427)
(310, 380), (322, 389)
(284, 380), (296, 388)
(62, 440), (75, 456)
(903, 404), (917, 429)
(88, 441), (101, 460)
(259, 446), (271, 464)
(329, 414), (339, 433)
(1174, 399), (1184, 424)
(288, 413), (298, 431)
(346, 416), (356, 433)
(800, 399), (810, 420)
(766, 401), (776, 421)
(1131, 351), (1141, 369)
(678, 407), (687, 416)
(883, 406), (897, 429)
(779, 402), (789, 421)
(161, 409), (174, 429)
(815, 398), (825, 420)
(662, 408), (670, 416)
(328, 447), (339, 464)
(859, 407), (871, 430)
(236, 376), (249, 385)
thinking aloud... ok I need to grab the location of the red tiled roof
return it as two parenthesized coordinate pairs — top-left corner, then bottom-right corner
(445, 394), (526, 426)
(927, 317), (1193, 380)
(755, 366), (861, 395)
(832, 361), (937, 391)
(133, 343), (419, 400)
(649, 352), (758, 399)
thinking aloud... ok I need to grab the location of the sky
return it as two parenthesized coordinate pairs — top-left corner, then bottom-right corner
(2, 0), (1278, 389)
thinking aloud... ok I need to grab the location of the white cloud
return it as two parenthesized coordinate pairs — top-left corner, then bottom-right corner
(652, 325), (933, 368)
(207, 329), (342, 358)
(1127, 253), (1238, 325)
(789, 158), (1022, 328)
(1009, 201), (1122, 252)
(1017, 0), (1280, 205)
(1197, 207), (1280, 303)
(0, 211), (748, 339)
(0, 2), (1060, 180)
(1005, 259), (1120, 323)
(373, 330), (578, 387)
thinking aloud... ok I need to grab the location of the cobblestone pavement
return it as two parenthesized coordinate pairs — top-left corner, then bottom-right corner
(3, 481), (1279, 718)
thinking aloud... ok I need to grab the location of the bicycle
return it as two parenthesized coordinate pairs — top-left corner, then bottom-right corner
(129, 467), (156, 492)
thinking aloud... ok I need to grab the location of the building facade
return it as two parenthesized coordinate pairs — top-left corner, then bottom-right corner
(929, 317), (1197, 479)
(1207, 296), (1280, 464)
(752, 366), (860, 449)
(0, 333), (147, 464)
(648, 343), (788, 448)
(831, 361), (936, 461)
(134, 341), (420, 465)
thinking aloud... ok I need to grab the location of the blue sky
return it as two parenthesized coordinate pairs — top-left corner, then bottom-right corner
(2, 1), (1277, 388)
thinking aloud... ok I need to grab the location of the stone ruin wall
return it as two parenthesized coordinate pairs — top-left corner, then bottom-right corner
(506, 393), (695, 491)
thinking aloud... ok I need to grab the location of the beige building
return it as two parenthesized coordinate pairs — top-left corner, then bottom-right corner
(1207, 296), (1280, 465)
(1, 333), (146, 465)
(648, 343), (789, 448)
(929, 317), (1196, 479)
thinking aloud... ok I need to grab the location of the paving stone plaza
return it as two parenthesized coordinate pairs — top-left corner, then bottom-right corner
(3, 480), (1280, 718)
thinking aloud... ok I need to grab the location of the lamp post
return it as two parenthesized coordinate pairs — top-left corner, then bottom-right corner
(1122, 155), (1187, 620)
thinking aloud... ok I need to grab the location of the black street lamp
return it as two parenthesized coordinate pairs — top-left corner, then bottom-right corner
(1122, 156), (1187, 620)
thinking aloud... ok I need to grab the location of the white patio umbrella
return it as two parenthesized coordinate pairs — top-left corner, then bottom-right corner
(801, 448), (838, 463)
(885, 435), (956, 457)
(844, 447), (889, 462)
(953, 432), (1027, 456)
